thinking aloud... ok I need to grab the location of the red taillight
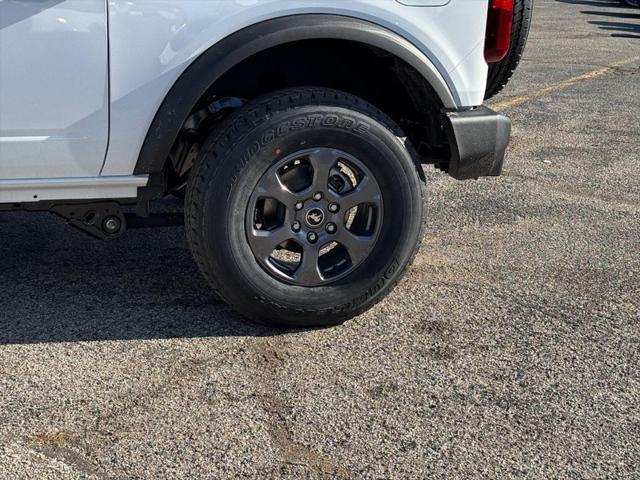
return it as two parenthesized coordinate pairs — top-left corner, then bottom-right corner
(485, 0), (515, 63)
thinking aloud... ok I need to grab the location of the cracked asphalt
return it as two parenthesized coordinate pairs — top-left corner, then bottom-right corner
(1, 1), (638, 478)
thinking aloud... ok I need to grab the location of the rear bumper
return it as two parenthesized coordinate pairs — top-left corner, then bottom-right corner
(444, 106), (512, 180)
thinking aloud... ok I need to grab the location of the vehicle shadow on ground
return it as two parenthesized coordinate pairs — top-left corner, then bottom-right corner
(0, 211), (293, 345)
(556, 0), (640, 39)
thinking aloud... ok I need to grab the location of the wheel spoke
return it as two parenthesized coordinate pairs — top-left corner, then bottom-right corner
(340, 176), (382, 211)
(336, 230), (376, 265)
(255, 170), (299, 206)
(248, 226), (293, 261)
(293, 245), (323, 284)
(308, 149), (337, 193)
(247, 147), (383, 286)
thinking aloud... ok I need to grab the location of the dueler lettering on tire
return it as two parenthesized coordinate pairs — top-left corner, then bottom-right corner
(186, 87), (425, 327)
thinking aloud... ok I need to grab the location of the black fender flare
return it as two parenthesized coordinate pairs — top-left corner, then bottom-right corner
(134, 14), (456, 175)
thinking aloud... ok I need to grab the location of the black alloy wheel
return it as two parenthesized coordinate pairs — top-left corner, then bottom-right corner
(246, 147), (383, 287)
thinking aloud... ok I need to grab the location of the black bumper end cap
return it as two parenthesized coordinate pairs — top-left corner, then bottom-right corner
(445, 106), (512, 180)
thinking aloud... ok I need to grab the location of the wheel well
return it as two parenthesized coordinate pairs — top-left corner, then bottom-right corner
(163, 39), (449, 194)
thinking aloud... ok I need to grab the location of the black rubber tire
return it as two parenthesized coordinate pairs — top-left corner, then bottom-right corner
(485, 0), (534, 100)
(172, 189), (186, 201)
(185, 87), (425, 328)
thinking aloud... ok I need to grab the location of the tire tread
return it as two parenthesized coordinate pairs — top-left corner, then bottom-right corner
(485, 0), (534, 100)
(185, 87), (426, 326)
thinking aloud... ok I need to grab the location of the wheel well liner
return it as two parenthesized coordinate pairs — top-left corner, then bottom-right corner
(134, 14), (456, 175)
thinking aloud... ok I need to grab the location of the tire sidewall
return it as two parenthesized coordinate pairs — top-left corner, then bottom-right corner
(198, 104), (423, 325)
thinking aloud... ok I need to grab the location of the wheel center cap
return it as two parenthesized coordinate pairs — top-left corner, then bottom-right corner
(305, 208), (325, 228)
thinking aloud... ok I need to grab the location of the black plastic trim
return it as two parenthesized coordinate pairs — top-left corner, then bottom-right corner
(134, 14), (456, 175)
(445, 106), (512, 180)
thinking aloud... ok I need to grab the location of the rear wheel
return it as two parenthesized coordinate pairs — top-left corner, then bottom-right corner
(485, 0), (534, 100)
(185, 87), (425, 327)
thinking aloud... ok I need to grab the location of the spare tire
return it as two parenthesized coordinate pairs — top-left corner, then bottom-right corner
(485, 0), (534, 100)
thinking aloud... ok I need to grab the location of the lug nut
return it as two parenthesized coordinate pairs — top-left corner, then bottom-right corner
(292, 221), (301, 232)
(328, 203), (340, 213)
(313, 192), (323, 201)
(326, 223), (337, 234)
(307, 232), (318, 243)
(295, 201), (304, 211)
(103, 216), (122, 235)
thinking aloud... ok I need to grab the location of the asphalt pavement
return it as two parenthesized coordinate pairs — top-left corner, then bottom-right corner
(1, 1), (638, 478)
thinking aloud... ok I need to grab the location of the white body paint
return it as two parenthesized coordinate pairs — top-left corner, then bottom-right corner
(0, 0), (489, 203)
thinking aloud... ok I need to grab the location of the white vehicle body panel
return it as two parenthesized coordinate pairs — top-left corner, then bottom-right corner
(0, 175), (148, 204)
(103, 0), (488, 176)
(0, 0), (109, 180)
(0, 0), (489, 201)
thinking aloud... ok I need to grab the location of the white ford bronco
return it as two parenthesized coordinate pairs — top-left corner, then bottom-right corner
(0, 0), (532, 327)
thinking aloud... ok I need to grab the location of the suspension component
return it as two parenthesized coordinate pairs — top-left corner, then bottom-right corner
(51, 202), (127, 240)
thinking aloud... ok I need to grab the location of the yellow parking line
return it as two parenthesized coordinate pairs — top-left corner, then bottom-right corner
(492, 56), (640, 112)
